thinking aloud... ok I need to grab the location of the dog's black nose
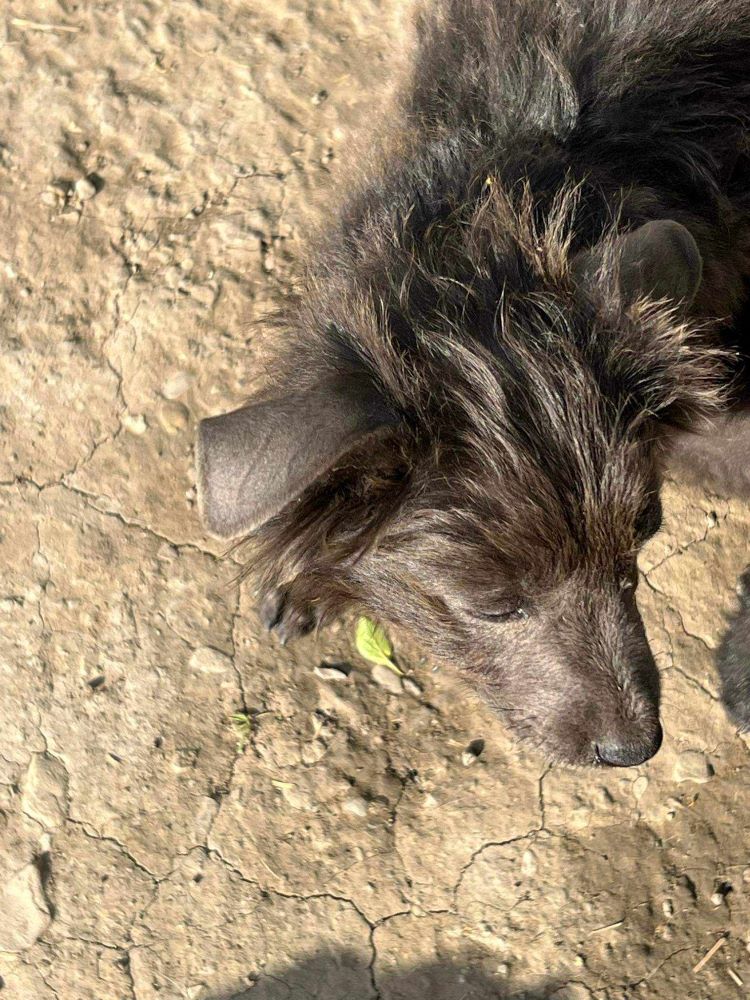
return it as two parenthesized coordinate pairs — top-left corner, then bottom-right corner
(596, 722), (663, 767)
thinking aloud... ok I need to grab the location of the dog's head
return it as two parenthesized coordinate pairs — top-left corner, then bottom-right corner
(198, 217), (723, 765)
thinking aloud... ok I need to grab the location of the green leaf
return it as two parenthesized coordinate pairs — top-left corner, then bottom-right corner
(355, 617), (403, 675)
(230, 711), (252, 753)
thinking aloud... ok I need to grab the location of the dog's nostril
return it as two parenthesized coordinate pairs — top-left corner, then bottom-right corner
(595, 722), (663, 767)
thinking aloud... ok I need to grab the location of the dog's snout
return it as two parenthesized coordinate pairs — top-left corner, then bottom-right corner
(595, 721), (663, 767)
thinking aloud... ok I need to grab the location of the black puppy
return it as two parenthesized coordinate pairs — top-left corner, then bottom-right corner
(198, 0), (750, 765)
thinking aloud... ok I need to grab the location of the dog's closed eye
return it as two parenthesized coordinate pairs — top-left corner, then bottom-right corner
(473, 606), (530, 623)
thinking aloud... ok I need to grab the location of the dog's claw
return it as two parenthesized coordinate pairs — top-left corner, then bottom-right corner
(257, 586), (318, 644)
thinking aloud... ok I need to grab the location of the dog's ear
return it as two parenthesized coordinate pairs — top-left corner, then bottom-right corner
(573, 219), (703, 307)
(197, 375), (397, 538)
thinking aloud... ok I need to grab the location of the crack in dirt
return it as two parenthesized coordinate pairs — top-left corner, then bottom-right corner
(207, 845), (389, 998)
(642, 505), (726, 578)
(65, 817), (163, 884)
(451, 829), (541, 907)
(4, 474), (226, 562)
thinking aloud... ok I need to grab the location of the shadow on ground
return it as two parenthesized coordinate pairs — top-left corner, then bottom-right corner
(204, 951), (572, 1000)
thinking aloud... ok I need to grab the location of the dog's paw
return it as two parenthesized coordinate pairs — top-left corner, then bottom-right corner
(258, 585), (318, 645)
(717, 572), (750, 731)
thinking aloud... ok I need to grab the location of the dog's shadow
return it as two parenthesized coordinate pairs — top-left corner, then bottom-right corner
(203, 950), (573, 999)
(717, 566), (750, 730)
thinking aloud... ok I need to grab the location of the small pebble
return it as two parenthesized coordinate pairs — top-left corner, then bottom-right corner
(521, 849), (537, 877)
(158, 400), (189, 434)
(462, 738), (485, 766)
(710, 891), (725, 907)
(371, 664), (403, 694)
(673, 750), (713, 784)
(342, 796), (368, 818)
(162, 371), (193, 399)
(40, 190), (58, 207)
(633, 775), (649, 799)
(74, 176), (97, 201)
(742, 867), (750, 885)
(122, 412), (147, 435)
(662, 899), (674, 918)
(403, 677), (421, 697)
(314, 665), (350, 682)
(301, 739), (328, 765)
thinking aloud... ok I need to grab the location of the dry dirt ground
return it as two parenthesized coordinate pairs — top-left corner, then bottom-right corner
(3, 2), (750, 999)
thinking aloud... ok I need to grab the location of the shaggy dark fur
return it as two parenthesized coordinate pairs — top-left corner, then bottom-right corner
(199, 0), (750, 765)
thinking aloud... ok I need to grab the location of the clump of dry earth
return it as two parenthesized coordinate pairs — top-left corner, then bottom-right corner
(1, 2), (750, 998)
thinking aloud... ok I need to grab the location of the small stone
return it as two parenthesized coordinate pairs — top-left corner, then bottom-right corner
(673, 750), (713, 784)
(122, 412), (147, 435)
(711, 891), (725, 907)
(743, 867), (750, 885)
(463, 738), (485, 765)
(74, 176), (97, 201)
(371, 664), (403, 694)
(0, 865), (52, 951)
(301, 738), (328, 765)
(40, 190), (58, 207)
(662, 899), (674, 918)
(189, 646), (232, 675)
(521, 849), (538, 877)
(497, 963), (510, 977)
(633, 775), (649, 799)
(314, 664), (351, 682)
(403, 678), (421, 697)
(162, 371), (193, 399)
(342, 796), (368, 818)
(158, 400), (190, 434)
(22, 753), (68, 830)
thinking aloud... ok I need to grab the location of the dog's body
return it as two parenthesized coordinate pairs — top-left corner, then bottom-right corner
(198, 0), (750, 764)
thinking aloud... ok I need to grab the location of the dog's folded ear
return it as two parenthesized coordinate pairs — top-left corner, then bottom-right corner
(573, 219), (703, 307)
(196, 374), (397, 539)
